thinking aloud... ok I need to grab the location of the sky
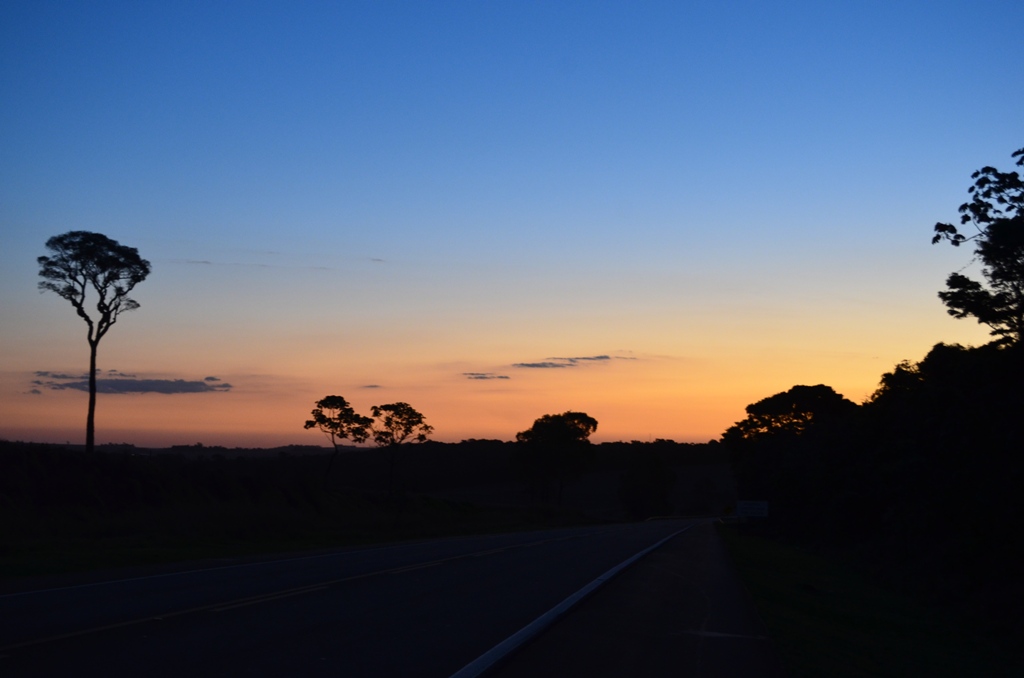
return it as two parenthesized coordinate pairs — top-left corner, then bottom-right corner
(1, 0), (1021, 448)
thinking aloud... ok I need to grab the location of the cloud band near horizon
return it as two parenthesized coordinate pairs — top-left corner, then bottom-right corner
(33, 371), (233, 394)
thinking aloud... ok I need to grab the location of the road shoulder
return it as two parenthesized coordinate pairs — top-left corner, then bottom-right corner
(486, 520), (786, 678)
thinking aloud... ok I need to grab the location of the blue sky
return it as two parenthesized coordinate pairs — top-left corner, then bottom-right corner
(1, 1), (1020, 446)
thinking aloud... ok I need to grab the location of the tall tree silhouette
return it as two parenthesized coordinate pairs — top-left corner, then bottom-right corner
(38, 231), (151, 453)
(304, 395), (372, 478)
(932, 146), (1024, 344)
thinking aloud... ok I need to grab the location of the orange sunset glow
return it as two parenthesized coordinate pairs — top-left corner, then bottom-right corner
(0, 2), (1011, 449)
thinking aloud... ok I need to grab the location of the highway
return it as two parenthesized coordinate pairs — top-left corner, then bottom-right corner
(1, 520), (706, 677)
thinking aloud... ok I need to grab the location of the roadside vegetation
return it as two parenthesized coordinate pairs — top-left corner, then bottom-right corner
(721, 147), (1024, 656)
(718, 524), (1022, 677)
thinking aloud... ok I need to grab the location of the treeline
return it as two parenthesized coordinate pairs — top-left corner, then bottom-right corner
(724, 341), (1024, 635)
(0, 437), (728, 573)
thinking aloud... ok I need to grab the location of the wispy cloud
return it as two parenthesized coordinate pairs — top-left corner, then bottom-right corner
(463, 372), (511, 380)
(361, 384), (382, 389)
(101, 380), (232, 394)
(32, 371), (233, 395)
(510, 354), (641, 371)
(513, 355), (616, 369)
(35, 370), (87, 380)
(175, 258), (333, 271)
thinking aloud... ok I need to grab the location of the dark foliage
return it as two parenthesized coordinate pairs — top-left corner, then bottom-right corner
(304, 395), (372, 478)
(513, 412), (598, 505)
(723, 343), (1024, 635)
(933, 147), (1024, 344)
(722, 149), (1024, 637)
(37, 231), (151, 453)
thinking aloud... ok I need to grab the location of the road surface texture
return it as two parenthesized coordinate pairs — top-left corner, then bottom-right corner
(1, 519), (782, 677)
(484, 520), (785, 677)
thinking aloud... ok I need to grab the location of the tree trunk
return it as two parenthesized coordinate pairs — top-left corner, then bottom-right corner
(324, 446), (340, 481)
(86, 339), (98, 453)
(388, 445), (397, 496)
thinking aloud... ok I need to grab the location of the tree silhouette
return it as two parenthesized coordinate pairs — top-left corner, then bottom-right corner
(368, 402), (433, 494)
(304, 395), (373, 478)
(722, 384), (858, 443)
(369, 402), (434, 447)
(721, 384), (867, 544)
(514, 411), (598, 505)
(932, 146), (1024, 345)
(37, 231), (151, 453)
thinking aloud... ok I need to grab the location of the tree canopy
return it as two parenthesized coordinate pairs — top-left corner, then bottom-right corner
(304, 395), (373, 478)
(38, 231), (151, 453)
(514, 411), (598, 505)
(369, 402), (434, 447)
(305, 396), (373, 446)
(721, 343), (1024, 633)
(38, 232), (151, 335)
(932, 147), (1024, 345)
(303, 398), (432, 485)
(722, 384), (858, 443)
(514, 411), (598, 447)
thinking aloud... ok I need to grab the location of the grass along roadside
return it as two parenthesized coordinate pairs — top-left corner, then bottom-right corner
(717, 523), (1021, 677)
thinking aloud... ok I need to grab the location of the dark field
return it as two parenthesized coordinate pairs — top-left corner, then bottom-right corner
(0, 438), (731, 578)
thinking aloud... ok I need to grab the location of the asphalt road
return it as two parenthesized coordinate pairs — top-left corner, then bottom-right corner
(488, 520), (785, 678)
(1, 521), (709, 677)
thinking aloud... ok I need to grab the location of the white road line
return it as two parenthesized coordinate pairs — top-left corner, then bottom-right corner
(449, 522), (698, 678)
